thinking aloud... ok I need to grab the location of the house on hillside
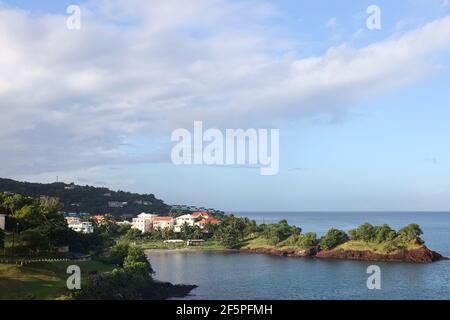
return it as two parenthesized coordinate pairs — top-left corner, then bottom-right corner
(108, 201), (128, 208)
(69, 221), (94, 234)
(134, 200), (153, 206)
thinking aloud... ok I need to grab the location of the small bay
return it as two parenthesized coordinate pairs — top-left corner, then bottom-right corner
(147, 212), (450, 300)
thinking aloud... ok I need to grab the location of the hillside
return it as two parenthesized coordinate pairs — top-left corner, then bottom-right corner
(0, 178), (169, 217)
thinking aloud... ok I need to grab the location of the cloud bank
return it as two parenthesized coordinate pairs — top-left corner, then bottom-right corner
(1, 0), (450, 176)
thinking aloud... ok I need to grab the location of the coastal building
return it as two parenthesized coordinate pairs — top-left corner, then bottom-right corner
(132, 213), (158, 233)
(152, 217), (174, 230)
(68, 221), (94, 234)
(192, 212), (209, 218)
(174, 214), (197, 232)
(65, 217), (81, 225)
(0, 214), (5, 230)
(197, 218), (221, 229)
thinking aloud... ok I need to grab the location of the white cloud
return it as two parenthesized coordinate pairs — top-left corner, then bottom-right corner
(1, 1), (450, 176)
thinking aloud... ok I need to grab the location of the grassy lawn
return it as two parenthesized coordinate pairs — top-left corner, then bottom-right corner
(0, 260), (113, 300)
(337, 240), (422, 254)
(240, 236), (273, 249)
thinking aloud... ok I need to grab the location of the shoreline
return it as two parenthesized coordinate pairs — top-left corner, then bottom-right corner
(145, 246), (445, 263)
(145, 248), (239, 254)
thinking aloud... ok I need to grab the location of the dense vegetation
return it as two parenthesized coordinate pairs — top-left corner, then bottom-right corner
(346, 222), (424, 252)
(0, 191), (195, 300)
(0, 178), (168, 217)
(0, 193), (130, 256)
(76, 243), (195, 300)
(258, 221), (425, 253)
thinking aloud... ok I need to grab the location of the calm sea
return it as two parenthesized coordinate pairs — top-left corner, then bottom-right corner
(147, 212), (450, 300)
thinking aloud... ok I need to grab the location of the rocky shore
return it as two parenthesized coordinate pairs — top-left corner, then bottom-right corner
(239, 246), (444, 263)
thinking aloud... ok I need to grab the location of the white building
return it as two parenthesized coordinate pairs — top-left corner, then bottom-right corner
(65, 217), (81, 225)
(174, 214), (197, 233)
(69, 221), (94, 234)
(132, 213), (158, 233)
(0, 214), (5, 230)
(152, 217), (174, 230)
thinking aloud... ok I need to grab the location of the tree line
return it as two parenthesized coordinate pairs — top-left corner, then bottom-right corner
(0, 193), (130, 256)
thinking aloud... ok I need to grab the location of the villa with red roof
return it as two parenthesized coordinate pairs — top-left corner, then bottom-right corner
(197, 217), (221, 228)
(192, 212), (209, 218)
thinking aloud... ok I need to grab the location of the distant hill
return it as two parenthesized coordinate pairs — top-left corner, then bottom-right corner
(0, 178), (169, 217)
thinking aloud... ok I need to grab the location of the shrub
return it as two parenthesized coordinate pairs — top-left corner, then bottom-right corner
(297, 232), (318, 249)
(261, 220), (301, 245)
(320, 228), (349, 250)
(398, 224), (423, 244)
(373, 224), (397, 243)
(348, 223), (375, 242)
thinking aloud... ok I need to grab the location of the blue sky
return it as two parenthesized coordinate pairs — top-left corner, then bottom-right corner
(1, 0), (450, 211)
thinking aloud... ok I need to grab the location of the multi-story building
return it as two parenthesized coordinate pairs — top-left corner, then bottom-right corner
(152, 217), (174, 230)
(132, 213), (158, 233)
(174, 214), (197, 232)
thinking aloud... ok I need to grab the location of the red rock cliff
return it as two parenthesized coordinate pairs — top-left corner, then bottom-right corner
(240, 246), (443, 263)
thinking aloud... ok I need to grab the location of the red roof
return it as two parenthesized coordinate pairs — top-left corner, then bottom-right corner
(192, 212), (209, 217)
(153, 217), (173, 222)
(199, 218), (221, 224)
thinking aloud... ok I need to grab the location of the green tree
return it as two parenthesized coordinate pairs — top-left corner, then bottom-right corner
(20, 229), (49, 254)
(297, 232), (318, 249)
(222, 231), (241, 248)
(124, 246), (154, 275)
(3, 194), (33, 216)
(109, 241), (130, 266)
(261, 220), (301, 245)
(13, 205), (43, 230)
(125, 228), (142, 240)
(398, 224), (423, 244)
(320, 228), (349, 250)
(348, 223), (375, 242)
(373, 224), (397, 243)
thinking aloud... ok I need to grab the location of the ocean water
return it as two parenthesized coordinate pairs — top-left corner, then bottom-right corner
(147, 212), (450, 300)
